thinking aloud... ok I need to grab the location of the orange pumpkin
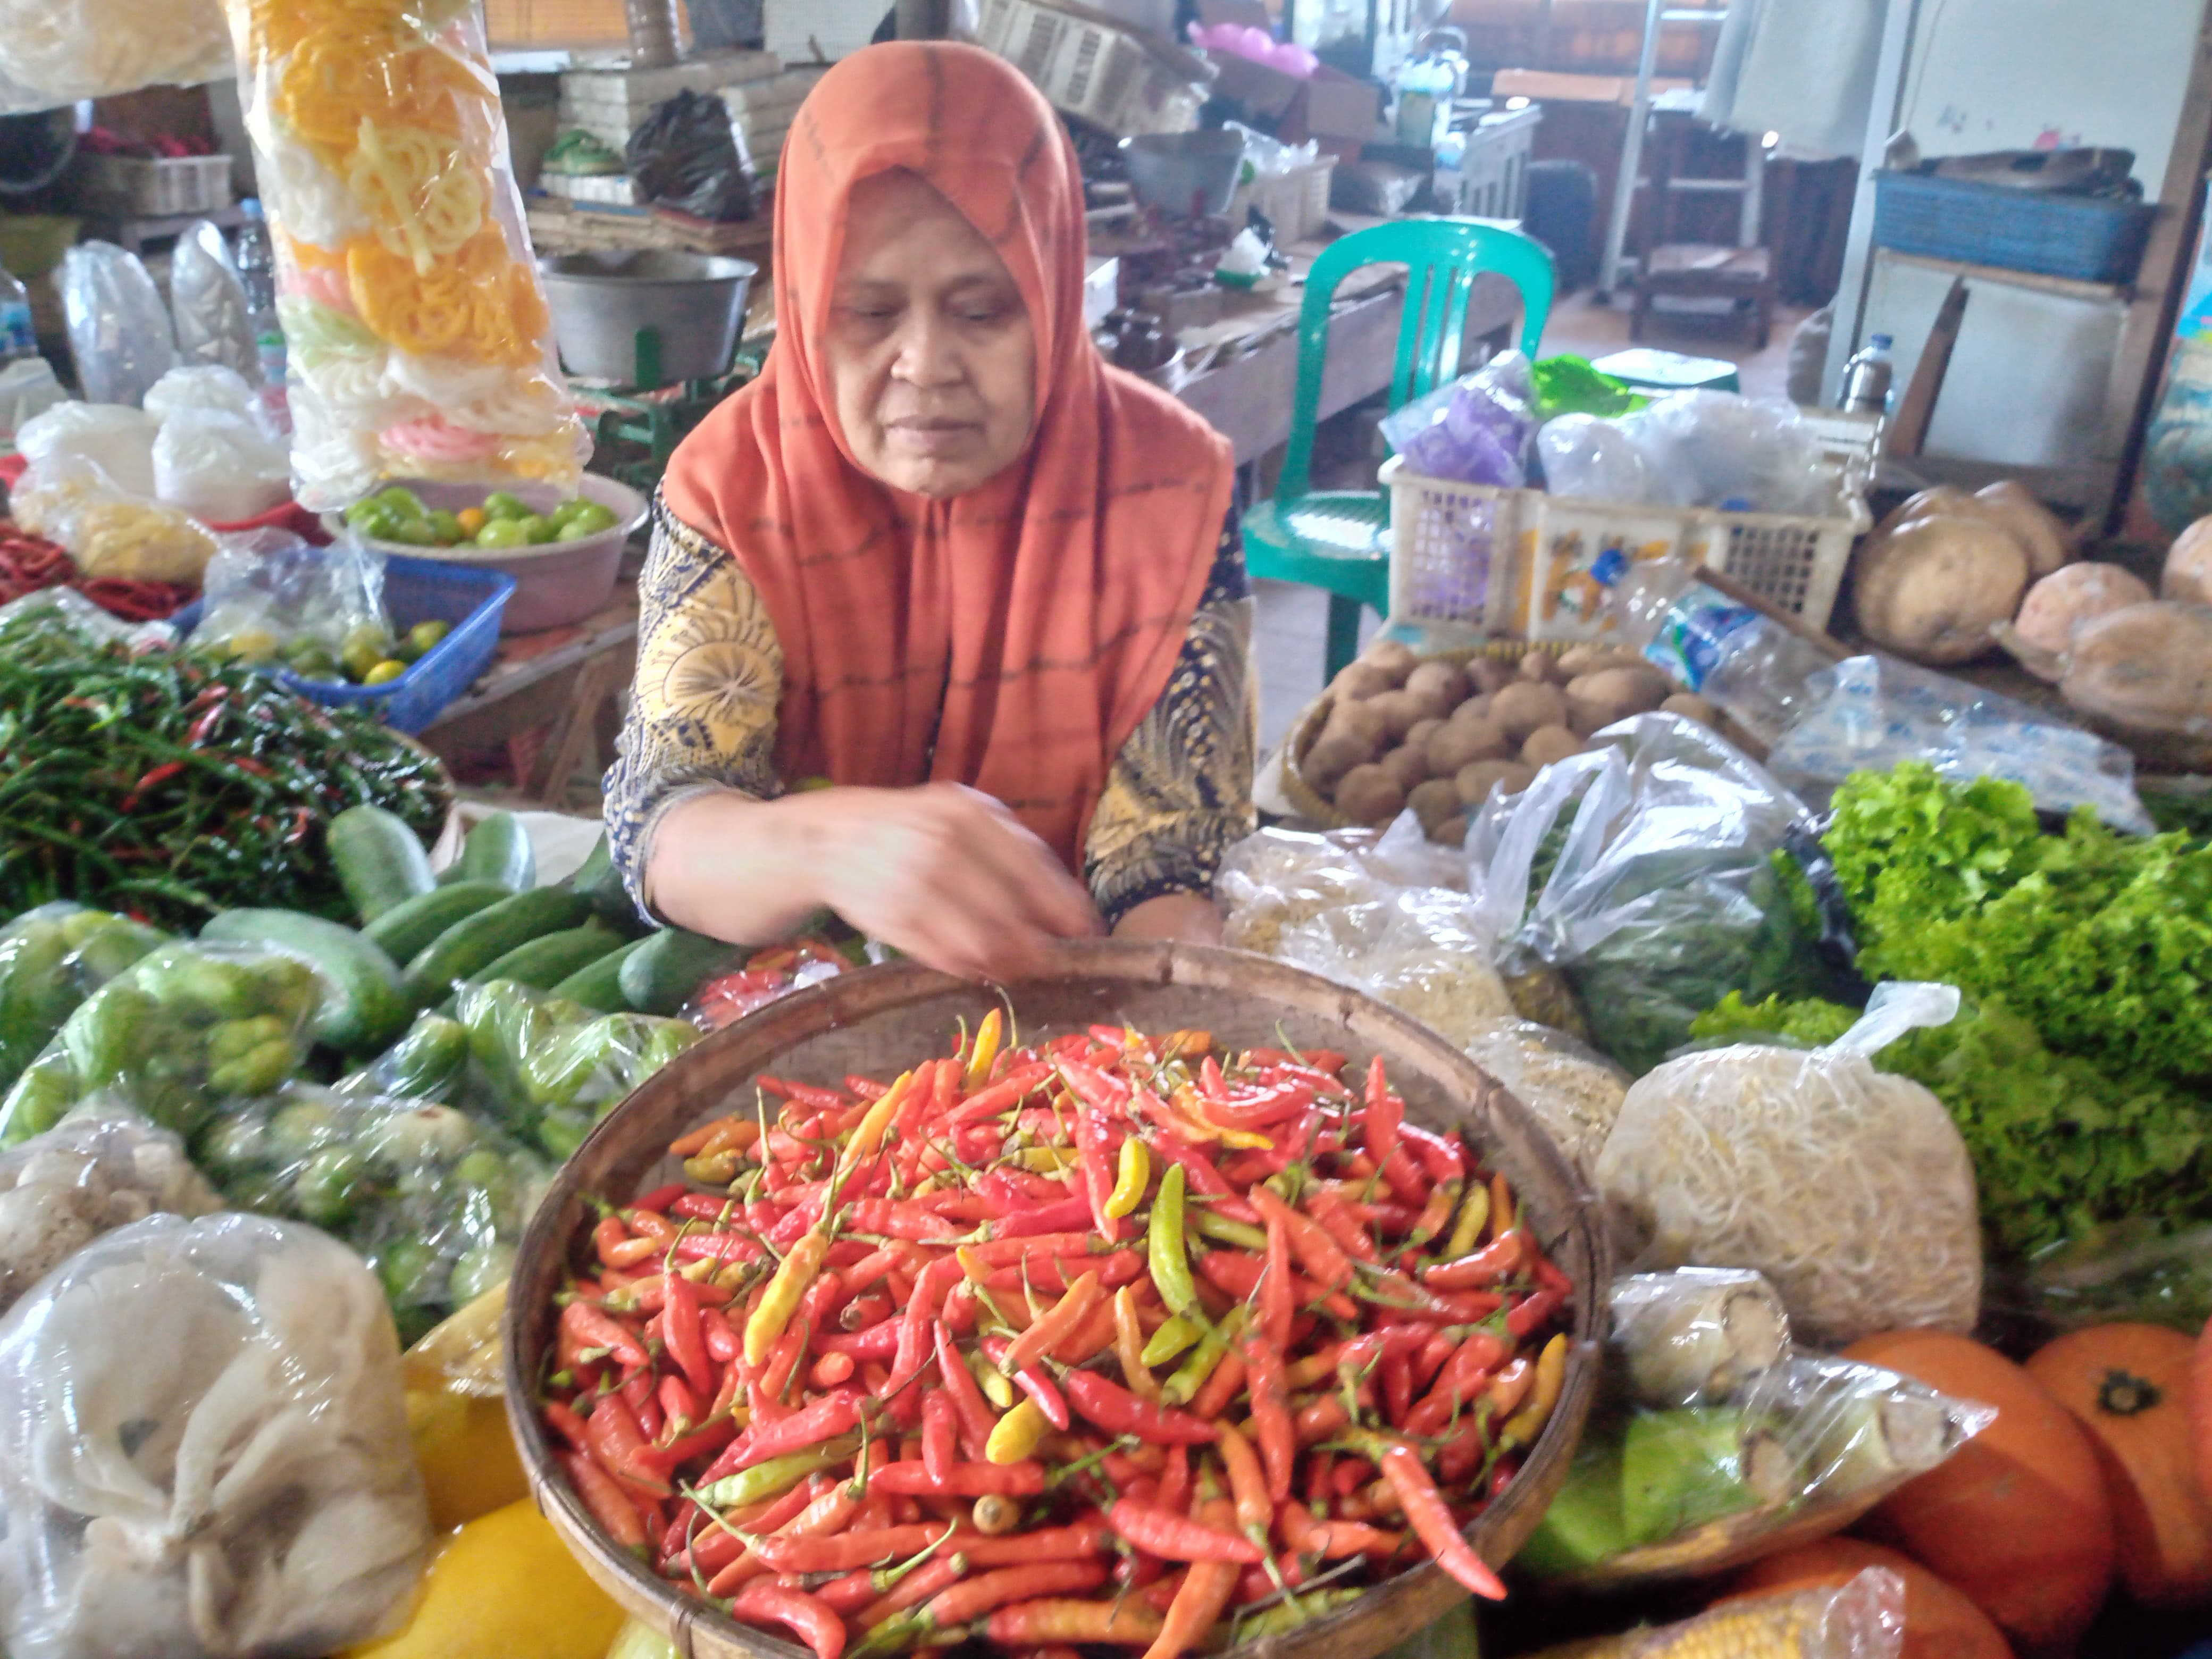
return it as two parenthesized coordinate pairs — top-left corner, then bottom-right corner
(1723, 1538), (2014, 1659)
(1844, 1329), (2114, 1656)
(2026, 1323), (2212, 1607)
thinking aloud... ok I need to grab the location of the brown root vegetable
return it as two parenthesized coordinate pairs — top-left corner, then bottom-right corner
(1490, 680), (1568, 741)
(1854, 516), (2030, 665)
(1872, 484), (1975, 540)
(1367, 689), (1426, 742)
(1403, 717), (1445, 759)
(1564, 665), (1673, 734)
(1379, 744), (1430, 792)
(1557, 642), (1647, 679)
(1661, 692), (1720, 726)
(2012, 563), (2154, 656)
(1328, 660), (1395, 702)
(1406, 778), (1463, 837)
(1333, 764), (1406, 825)
(2052, 601), (2212, 735)
(1364, 640), (1419, 685)
(1322, 697), (1387, 752)
(2162, 516), (2212, 606)
(1455, 758), (1536, 807)
(1427, 716), (1509, 774)
(1449, 692), (1495, 727)
(1301, 728), (1369, 790)
(1467, 657), (1517, 695)
(1519, 649), (1558, 683)
(1976, 480), (2070, 580)
(1521, 725), (1585, 768)
(1433, 814), (1469, 847)
(1404, 661), (1470, 717)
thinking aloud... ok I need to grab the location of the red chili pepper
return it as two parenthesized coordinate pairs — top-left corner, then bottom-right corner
(870, 1460), (1048, 1497)
(730, 1580), (845, 1659)
(1063, 1370), (1217, 1444)
(1247, 1186), (1354, 1294)
(1241, 1338), (1295, 1503)
(700, 1388), (864, 1484)
(562, 1299), (650, 1371)
(542, 1398), (592, 1452)
(1155, 1443), (1191, 1514)
(118, 760), (186, 812)
(945, 1061), (1054, 1125)
(957, 1516), (1112, 1566)
(922, 1561), (1110, 1628)
(1378, 1442), (1505, 1599)
(1276, 1496), (1401, 1558)
(560, 1449), (647, 1551)
(662, 1269), (715, 1398)
(1260, 1214), (1295, 1352)
(1304, 1190), (1380, 1265)
(1509, 1286), (1565, 1340)
(1421, 1230), (1523, 1290)
(933, 1322), (998, 1459)
(920, 1387), (958, 1485)
(856, 1554), (968, 1629)
(1107, 1499), (1262, 1564)
(981, 1333), (1070, 1431)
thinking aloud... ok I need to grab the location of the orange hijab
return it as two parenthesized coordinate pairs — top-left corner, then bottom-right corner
(661, 41), (1235, 872)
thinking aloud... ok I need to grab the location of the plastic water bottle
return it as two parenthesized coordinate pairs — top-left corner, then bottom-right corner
(1840, 333), (1893, 416)
(0, 261), (33, 362)
(233, 199), (285, 389)
(1605, 559), (1835, 747)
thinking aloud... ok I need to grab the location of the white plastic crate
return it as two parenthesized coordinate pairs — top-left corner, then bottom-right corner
(90, 155), (232, 217)
(1230, 156), (1335, 244)
(975, 0), (1209, 136)
(1382, 430), (1873, 643)
(1438, 105), (1539, 222)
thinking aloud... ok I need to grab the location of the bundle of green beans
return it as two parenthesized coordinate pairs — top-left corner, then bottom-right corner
(0, 605), (450, 929)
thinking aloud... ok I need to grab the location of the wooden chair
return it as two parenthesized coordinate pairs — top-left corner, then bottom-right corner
(1631, 111), (1777, 350)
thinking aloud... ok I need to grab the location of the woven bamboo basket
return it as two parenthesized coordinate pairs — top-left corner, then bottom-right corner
(506, 941), (1609, 1659)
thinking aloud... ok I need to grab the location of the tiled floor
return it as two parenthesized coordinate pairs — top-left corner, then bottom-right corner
(1247, 287), (1816, 752)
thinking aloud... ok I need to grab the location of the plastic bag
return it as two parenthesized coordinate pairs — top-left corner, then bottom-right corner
(167, 224), (259, 382)
(1465, 713), (1839, 1075)
(0, 1106), (219, 1316)
(1594, 984), (1984, 1346)
(58, 242), (176, 409)
(1538, 412), (1665, 504)
(337, 1010), (472, 1104)
(14, 400), (160, 497)
(0, 0), (229, 102)
(152, 408), (292, 522)
(1766, 652), (2155, 834)
(626, 89), (756, 222)
(0, 940), (321, 1148)
(221, 0), (589, 511)
(689, 940), (850, 1030)
(1519, 1569), (1906, 1657)
(1381, 350), (1535, 487)
(1216, 826), (1397, 959)
(143, 363), (258, 425)
(1610, 1268), (1794, 1409)
(193, 1084), (551, 1345)
(1990, 1219), (2212, 1338)
(1462, 1018), (1629, 1182)
(12, 455), (222, 583)
(0, 1211), (430, 1659)
(0, 906), (170, 1095)
(455, 979), (699, 1160)
(191, 528), (387, 674)
(0, 358), (66, 438)
(1635, 391), (1837, 516)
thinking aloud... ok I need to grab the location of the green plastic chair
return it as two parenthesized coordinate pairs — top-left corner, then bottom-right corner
(1245, 219), (1555, 680)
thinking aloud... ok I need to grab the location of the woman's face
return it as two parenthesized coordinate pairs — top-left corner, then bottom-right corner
(825, 168), (1038, 499)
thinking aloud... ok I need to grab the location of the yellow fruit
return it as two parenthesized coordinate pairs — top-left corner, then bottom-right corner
(406, 1388), (529, 1531)
(340, 1498), (625, 1659)
(342, 639), (389, 680)
(364, 659), (409, 685)
(455, 506), (488, 536)
(228, 627), (281, 663)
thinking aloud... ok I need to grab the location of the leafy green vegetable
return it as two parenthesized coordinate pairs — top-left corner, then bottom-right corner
(1691, 990), (2212, 1259)
(1827, 763), (2212, 1087)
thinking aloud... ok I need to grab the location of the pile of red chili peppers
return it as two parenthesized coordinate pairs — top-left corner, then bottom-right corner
(542, 1011), (1574, 1659)
(0, 524), (196, 620)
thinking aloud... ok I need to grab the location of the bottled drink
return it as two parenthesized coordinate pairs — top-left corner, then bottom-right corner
(233, 199), (285, 388)
(0, 262), (33, 362)
(1605, 559), (1834, 748)
(1839, 332), (1893, 416)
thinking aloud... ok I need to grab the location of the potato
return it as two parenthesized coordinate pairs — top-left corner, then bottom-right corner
(1855, 516), (2029, 665)
(1490, 680), (1568, 741)
(1379, 743), (1429, 792)
(1661, 692), (1719, 726)
(1455, 758), (1536, 807)
(1334, 764), (1406, 826)
(2012, 563), (2152, 656)
(1449, 692), (1495, 727)
(1468, 657), (1517, 695)
(1406, 778), (1463, 836)
(2055, 600), (2212, 734)
(1427, 716), (1508, 774)
(1301, 728), (1369, 789)
(1521, 725), (1585, 768)
(1557, 642), (1646, 678)
(1322, 697), (1387, 752)
(1364, 640), (1419, 685)
(1976, 480), (2070, 580)
(2163, 514), (2212, 606)
(1367, 689), (1426, 742)
(1433, 814), (1469, 848)
(1404, 660), (1470, 718)
(1329, 661), (1395, 702)
(1564, 665), (1672, 735)
(1519, 649), (1556, 683)
(1404, 717), (1445, 759)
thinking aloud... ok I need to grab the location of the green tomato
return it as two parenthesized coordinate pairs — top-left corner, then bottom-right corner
(481, 490), (531, 522)
(196, 1115), (267, 1176)
(426, 509), (465, 546)
(377, 1235), (442, 1306)
(515, 515), (557, 546)
(267, 1097), (344, 1160)
(474, 517), (531, 549)
(292, 1146), (366, 1227)
(347, 504), (404, 542)
(560, 500), (619, 536)
(450, 1240), (514, 1305)
(385, 516), (440, 547)
(376, 485), (428, 518)
(407, 618), (451, 656)
(547, 497), (592, 525)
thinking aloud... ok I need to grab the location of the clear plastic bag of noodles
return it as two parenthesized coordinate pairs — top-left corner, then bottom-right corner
(219, 0), (589, 510)
(1520, 1568), (1906, 1659)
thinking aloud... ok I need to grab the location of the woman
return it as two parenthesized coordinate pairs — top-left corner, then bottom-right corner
(605, 41), (1256, 982)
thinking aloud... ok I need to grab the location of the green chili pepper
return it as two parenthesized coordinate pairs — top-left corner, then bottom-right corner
(1163, 1304), (1246, 1405)
(1148, 1160), (1199, 1317)
(1141, 1312), (1206, 1368)
(694, 1436), (860, 1510)
(1188, 1209), (1270, 1252)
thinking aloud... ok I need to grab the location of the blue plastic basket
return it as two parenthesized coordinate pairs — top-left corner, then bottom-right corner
(1872, 170), (2156, 286)
(172, 555), (513, 734)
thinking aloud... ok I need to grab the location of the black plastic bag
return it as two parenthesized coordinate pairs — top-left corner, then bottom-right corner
(626, 89), (755, 222)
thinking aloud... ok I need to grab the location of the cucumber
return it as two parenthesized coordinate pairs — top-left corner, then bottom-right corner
(329, 806), (437, 924)
(617, 927), (742, 1016)
(363, 880), (514, 965)
(565, 832), (636, 924)
(550, 935), (657, 1013)
(404, 887), (593, 1007)
(473, 923), (626, 991)
(199, 909), (409, 1055)
(440, 812), (535, 891)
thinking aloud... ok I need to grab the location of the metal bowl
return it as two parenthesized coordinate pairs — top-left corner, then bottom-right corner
(1121, 129), (1247, 219)
(538, 250), (757, 387)
(506, 941), (1608, 1659)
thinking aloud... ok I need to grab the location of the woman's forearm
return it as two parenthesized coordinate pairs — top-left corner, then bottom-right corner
(644, 789), (834, 944)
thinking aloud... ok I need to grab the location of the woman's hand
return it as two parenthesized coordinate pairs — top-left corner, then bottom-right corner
(649, 782), (1102, 982)
(1112, 892), (1223, 947)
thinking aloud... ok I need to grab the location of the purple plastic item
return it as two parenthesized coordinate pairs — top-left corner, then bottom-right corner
(1383, 354), (1537, 487)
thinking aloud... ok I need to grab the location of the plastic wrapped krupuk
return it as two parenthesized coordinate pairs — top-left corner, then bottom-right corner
(0, 0), (229, 102)
(1462, 1018), (1628, 1183)
(0, 1212), (430, 1659)
(219, 0), (588, 509)
(1519, 1568), (1906, 1658)
(1594, 983), (1984, 1347)
(0, 904), (170, 1095)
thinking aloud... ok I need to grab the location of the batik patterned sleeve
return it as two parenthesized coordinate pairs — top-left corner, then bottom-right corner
(604, 495), (786, 914)
(1083, 506), (1259, 926)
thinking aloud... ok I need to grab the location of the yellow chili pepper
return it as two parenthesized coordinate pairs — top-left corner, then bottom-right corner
(1487, 1171), (1516, 1243)
(956, 1246), (992, 1284)
(835, 1069), (915, 1180)
(1015, 1145), (1078, 1175)
(963, 1008), (1002, 1093)
(744, 1229), (831, 1366)
(972, 1351), (1016, 1410)
(1141, 1312), (1205, 1368)
(1160, 1029), (1211, 1061)
(1499, 1333), (1570, 1452)
(1104, 1136), (1150, 1220)
(985, 1397), (1049, 1464)
(1445, 1183), (1491, 1261)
